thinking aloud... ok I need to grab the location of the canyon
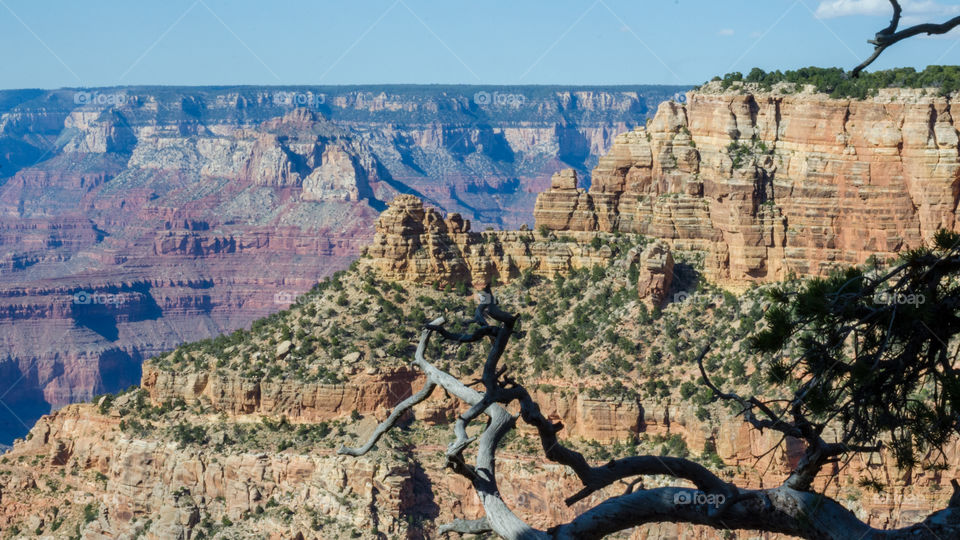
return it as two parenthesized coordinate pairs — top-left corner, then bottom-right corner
(0, 85), (681, 444)
(3, 84), (960, 538)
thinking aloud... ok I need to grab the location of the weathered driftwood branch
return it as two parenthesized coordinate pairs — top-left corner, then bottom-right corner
(337, 380), (436, 456)
(339, 292), (960, 539)
(438, 517), (492, 535)
(853, 0), (960, 76)
(342, 312), (544, 538)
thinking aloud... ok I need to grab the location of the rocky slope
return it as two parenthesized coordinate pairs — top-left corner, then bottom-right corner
(0, 85), (681, 444)
(533, 83), (960, 283)
(0, 214), (955, 539)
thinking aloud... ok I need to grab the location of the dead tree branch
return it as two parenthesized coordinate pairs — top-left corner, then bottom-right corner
(337, 380), (437, 456)
(439, 517), (492, 535)
(339, 291), (960, 539)
(853, 0), (960, 76)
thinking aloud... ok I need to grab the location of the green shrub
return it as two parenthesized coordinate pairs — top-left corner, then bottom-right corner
(94, 393), (114, 414)
(590, 264), (606, 282)
(83, 503), (99, 524)
(713, 65), (960, 99)
(172, 423), (208, 447)
(654, 434), (690, 458)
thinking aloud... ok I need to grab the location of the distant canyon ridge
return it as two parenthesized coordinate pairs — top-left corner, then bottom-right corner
(0, 84), (683, 444)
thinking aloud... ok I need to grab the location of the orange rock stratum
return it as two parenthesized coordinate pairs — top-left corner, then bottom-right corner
(535, 87), (960, 282)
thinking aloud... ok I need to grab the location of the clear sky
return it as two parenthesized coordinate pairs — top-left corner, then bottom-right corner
(1, 0), (960, 89)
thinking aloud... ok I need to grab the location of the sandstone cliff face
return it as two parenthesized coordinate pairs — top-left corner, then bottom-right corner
(3, 405), (421, 539)
(140, 361), (650, 445)
(532, 169), (601, 231)
(635, 240), (674, 307)
(4, 368), (954, 539)
(534, 88), (960, 282)
(141, 363), (420, 422)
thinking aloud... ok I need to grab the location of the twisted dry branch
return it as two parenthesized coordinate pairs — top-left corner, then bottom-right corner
(853, 0), (960, 76)
(339, 295), (960, 539)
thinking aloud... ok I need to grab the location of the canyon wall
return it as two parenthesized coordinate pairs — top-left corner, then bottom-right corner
(3, 357), (953, 538)
(361, 193), (681, 308)
(0, 85), (679, 443)
(534, 86), (960, 282)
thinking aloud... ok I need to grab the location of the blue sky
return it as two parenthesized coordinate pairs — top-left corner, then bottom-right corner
(1, 0), (960, 89)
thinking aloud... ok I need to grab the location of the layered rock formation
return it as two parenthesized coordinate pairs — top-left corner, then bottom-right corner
(2, 303), (955, 539)
(531, 169), (600, 231)
(3, 222), (958, 538)
(534, 86), (960, 282)
(141, 363), (421, 422)
(2, 404), (422, 539)
(635, 240), (674, 307)
(363, 194), (620, 287)
(0, 85), (677, 443)
(7, 84), (960, 537)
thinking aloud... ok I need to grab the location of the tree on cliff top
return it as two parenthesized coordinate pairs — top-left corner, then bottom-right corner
(715, 66), (960, 98)
(339, 232), (960, 539)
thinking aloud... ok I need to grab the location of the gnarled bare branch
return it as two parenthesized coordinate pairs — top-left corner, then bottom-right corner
(339, 292), (960, 540)
(438, 517), (492, 535)
(336, 380), (437, 456)
(853, 0), (960, 76)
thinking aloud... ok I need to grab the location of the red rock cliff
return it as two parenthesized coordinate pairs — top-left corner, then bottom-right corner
(535, 87), (960, 282)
